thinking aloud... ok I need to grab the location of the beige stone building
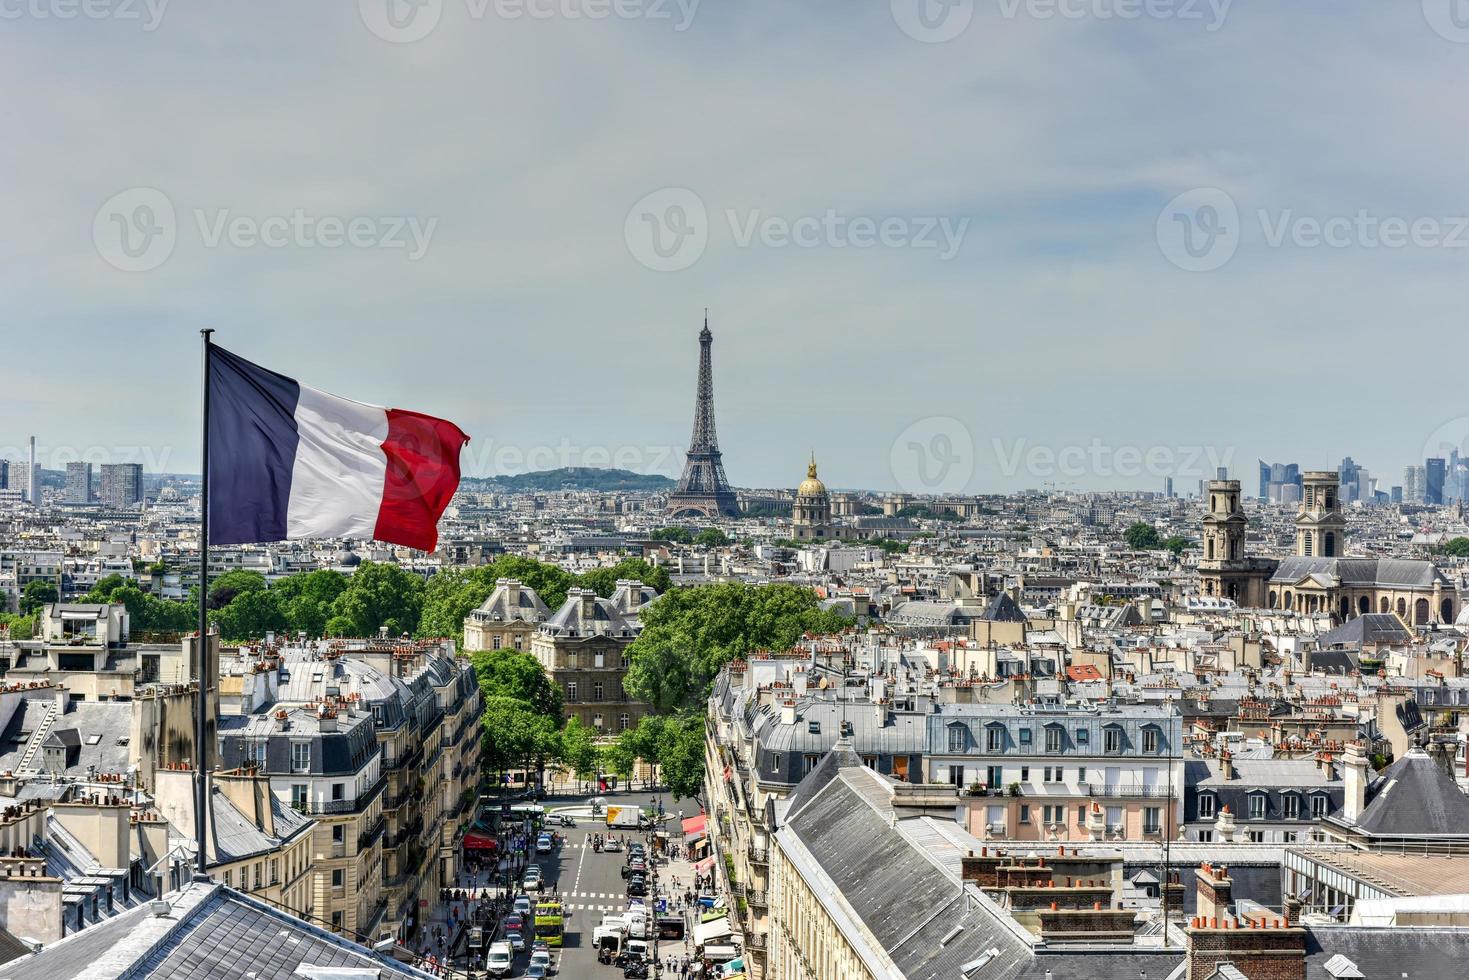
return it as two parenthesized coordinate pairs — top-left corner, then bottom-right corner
(532, 582), (653, 733)
(462, 578), (550, 653)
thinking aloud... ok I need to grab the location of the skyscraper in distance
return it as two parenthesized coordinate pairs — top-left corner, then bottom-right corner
(64, 461), (92, 504)
(99, 462), (144, 508)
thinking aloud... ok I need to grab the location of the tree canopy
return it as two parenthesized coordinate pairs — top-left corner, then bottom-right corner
(1123, 522), (1163, 550)
(1441, 537), (1469, 558)
(323, 561), (424, 637)
(20, 580), (58, 614)
(624, 582), (850, 714)
(469, 648), (563, 721)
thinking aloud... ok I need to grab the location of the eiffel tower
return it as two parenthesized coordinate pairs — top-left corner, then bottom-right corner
(666, 316), (741, 518)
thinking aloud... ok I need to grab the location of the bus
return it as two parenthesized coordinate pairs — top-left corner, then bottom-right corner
(534, 900), (565, 947)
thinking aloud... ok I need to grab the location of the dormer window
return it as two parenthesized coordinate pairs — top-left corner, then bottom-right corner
(1044, 725), (1063, 753)
(1018, 728), (1033, 746)
(947, 724), (968, 752)
(1141, 727), (1160, 754)
(1199, 793), (1215, 819)
(1103, 726), (1124, 754)
(985, 725), (1004, 752)
(1248, 793), (1266, 820)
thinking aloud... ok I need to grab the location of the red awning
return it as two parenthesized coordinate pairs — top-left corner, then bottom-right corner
(681, 814), (708, 836)
(462, 832), (498, 851)
(693, 855), (716, 872)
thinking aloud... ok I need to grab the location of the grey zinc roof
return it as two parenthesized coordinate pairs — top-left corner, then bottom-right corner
(0, 880), (433, 980)
(1303, 925), (1469, 980)
(209, 786), (312, 865)
(0, 700), (133, 776)
(1317, 614), (1412, 649)
(1349, 749), (1469, 837)
(470, 580), (550, 623)
(1270, 556), (1450, 589)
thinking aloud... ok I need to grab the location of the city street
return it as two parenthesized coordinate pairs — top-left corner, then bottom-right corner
(442, 789), (709, 979)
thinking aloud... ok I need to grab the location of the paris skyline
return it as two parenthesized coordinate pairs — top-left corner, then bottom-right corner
(6, 4), (1468, 491)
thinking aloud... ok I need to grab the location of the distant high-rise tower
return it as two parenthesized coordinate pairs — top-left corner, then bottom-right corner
(100, 463), (144, 508)
(666, 317), (740, 519)
(1296, 471), (1346, 558)
(27, 436), (38, 504)
(1426, 457), (1446, 506)
(65, 461), (92, 504)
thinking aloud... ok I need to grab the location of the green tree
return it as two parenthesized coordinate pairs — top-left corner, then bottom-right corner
(214, 587), (288, 640)
(649, 527), (693, 544)
(469, 649), (563, 721)
(558, 717), (599, 783)
(85, 573), (128, 601)
(418, 556), (576, 643)
(1441, 537), (1469, 558)
(602, 731), (638, 785)
(1123, 522), (1163, 550)
(624, 583), (850, 714)
(0, 613), (36, 639)
(694, 528), (730, 548)
(1163, 535), (1190, 556)
(657, 712), (708, 803)
(575, 558), (671, 599)
(272, 569), (349, 637)
(20, 580), (58, 614)
(481, 695), (544, 781)
(326, 561), (424, 637)
(207, 570), (269, 609)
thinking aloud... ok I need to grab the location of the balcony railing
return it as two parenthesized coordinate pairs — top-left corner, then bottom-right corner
(294, 774), (386, 815)
(747, 840), (768, 865)
(358, 815), (387, 851)
(1085, 783), (1172, 799)
(747, 889), (768, 909)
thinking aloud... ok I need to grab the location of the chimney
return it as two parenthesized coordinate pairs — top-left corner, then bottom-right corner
(1215, 805), (1237, 843)
(1085, 801), (1105, 842)
(501, 578), (521, 609)
(1195, 863), (1234, 924)
(1343, 742), (1369, 824)
(793, 670), (808, 697)
(1221, 749), (1235, 781)
(579, 588), (599, 621)
(1284, 893), (1302, 927)
(1185, 913), (1306, 980)
(780, 701), (796, 726)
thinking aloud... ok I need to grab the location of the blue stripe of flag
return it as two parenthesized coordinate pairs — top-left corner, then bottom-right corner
(207, 345), (302, 545)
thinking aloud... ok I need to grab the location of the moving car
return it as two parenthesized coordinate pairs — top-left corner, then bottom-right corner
(529, 949), (553, 974)
(504, 914), (524, 934)
(486, 941), (513, 977)
(507, 929), (526, 952)
(514, 896), (532, 917)
(536, 833), (554, 854)
(603, 838), (623, 852)
(526, 965), (549, 979)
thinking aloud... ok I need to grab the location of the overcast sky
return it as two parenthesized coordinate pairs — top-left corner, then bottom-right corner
(5, 1), (1468, 495)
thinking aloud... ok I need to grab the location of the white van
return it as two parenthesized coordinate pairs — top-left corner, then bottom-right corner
(486, 941), (514, 977)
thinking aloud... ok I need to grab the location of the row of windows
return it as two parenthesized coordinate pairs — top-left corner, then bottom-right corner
(565, 681), (625, 702)
(987, 803), (1164, 833)
(947, 722), (1165, 755)
(1198, 792), (1329, 820)
(586, 713), (632, 731)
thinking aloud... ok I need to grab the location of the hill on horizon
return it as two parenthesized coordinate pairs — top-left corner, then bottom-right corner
(471, 467), (676, 492)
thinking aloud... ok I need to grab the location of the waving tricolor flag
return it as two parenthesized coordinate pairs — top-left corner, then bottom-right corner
(207, 345), (469, 551)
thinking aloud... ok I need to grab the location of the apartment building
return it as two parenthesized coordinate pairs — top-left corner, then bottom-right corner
(929, 702), (1186, 842)
(532, 581), (654, 732)
(216, 637), (481, 945)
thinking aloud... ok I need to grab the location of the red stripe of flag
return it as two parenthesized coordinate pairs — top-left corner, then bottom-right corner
(374, 408), (470, 552)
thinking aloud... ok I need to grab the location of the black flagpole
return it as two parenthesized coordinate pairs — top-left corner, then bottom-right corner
(196, 328), (213, 876)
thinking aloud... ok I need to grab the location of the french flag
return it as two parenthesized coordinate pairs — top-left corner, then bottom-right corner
(207, 345), (469, 551)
